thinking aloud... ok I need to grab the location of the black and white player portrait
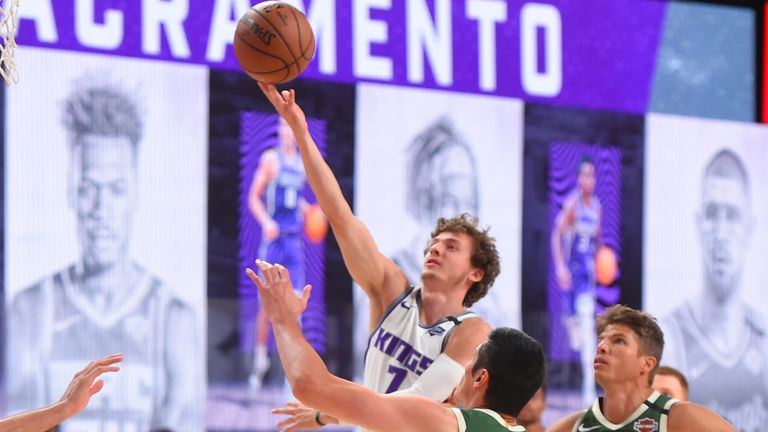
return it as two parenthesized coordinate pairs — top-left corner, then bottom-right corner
(4, 48), (208, 432)
(354, 83), (524, 374)
(644, 114), (768, 432)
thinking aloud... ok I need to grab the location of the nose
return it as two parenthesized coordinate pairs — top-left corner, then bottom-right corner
(428, 241), (443, 256)
(596, 338), (608, 354)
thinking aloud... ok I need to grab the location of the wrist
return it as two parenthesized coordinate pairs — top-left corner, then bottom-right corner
(53, 399), (78, 422)
(315, 410), (326, 426)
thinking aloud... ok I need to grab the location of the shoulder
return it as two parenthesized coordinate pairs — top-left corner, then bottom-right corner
(256, 148), (279, 173)
(744, 303), (766, 335)
(443, 317), (492, 363)
(453, 316), (492, 337)
(139, 267), (195, 313)
(10, 266), (72, 311)
(260, 147), (278, 162)
(547, 411), (584, 432)
(668, 402), (735, 432)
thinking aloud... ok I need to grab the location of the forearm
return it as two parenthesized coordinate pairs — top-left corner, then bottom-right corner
(249, 193), (272, 226)
(551, 225), (566, 268)
(292, 128), (352, 223)
(391, 354), (464, 402)
(292, 127), (391, 292)
(0, 401), (72, 432)
(272, 318), (334, 410)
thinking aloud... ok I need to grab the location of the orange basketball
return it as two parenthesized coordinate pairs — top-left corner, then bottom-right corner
(595, 246), (617, 286)
(304, 204), (327, 244)
(233, 1), (315, 83)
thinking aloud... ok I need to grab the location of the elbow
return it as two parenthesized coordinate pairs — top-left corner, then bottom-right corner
(290, 372), (325, 407)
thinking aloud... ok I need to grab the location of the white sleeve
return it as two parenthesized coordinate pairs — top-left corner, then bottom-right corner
(390, 353), (465, 401)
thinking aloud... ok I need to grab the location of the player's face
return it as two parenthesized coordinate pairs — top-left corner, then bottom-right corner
(578, 162), (596, 196)
(698, 175), (751, 301)
(73, 135), (137, 269)
(426, 146), (477, 222)
(594, 324), (652, 387)
(422, 231), (482, 288)
(652, 374), (687, 401)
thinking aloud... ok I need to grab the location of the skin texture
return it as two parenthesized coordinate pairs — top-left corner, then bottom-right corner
(256, 83), (493, 430)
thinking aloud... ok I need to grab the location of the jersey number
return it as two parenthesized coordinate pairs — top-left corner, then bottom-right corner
(385, 365), (408, 393)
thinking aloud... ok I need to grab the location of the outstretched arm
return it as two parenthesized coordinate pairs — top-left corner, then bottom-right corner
(257, 83), (407, 321)
(0, 353), (122, 432)
(246, 261), (456, 432)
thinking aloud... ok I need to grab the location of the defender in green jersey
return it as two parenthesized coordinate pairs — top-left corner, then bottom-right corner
(549, 305), (734, 432)
(246, 259), (545, 432)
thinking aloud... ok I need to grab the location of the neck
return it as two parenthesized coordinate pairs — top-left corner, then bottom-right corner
(581, 191), (592, 206)
(78, 260), (137, 304)
(519, 421), (544, 432)
(600, 383), (653, 424)
(418, 283), (466, 325)
(694, 288), (745, 352)
(699, 281), (739, 320)
(499, 412), (518, 427)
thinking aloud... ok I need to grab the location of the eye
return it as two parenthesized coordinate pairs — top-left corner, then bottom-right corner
(111, 182), (127, 196)
(704, 203), (718, 220)
(727, 206), (742, 223)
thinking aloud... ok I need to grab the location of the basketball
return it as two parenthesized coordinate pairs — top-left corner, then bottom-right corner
(234, 1), (315, 84)
(595, 246), (617, 286)
(304, 204), (327, 244)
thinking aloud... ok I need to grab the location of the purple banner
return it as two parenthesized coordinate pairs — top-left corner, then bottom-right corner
(15, 0), (665, 112)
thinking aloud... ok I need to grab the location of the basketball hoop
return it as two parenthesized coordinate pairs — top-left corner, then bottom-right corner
(0, 0), (20, 85)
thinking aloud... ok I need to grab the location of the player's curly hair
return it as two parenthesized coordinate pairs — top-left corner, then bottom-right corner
(430, 213), (500, 307)
(406, 117), (478, 222)
(62, 84), (143, 152)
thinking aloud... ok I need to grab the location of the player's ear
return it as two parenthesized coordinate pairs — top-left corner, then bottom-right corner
(474, 368), (489, 388)
(640, 354), (657, 376)
(469, 268), (484, 283)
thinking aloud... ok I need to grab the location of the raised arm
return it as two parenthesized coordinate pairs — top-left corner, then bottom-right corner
(258, 83), (407, 316)
(246, 261), (456, 432)
(0, 354), (122, 432)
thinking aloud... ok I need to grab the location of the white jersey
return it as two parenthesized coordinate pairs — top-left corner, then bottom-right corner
(363, 286), (478, 394)
(6, 264), (203, 432)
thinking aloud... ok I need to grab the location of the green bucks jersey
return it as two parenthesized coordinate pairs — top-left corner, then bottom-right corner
(451, 408), (526, 431)
(572, 391), (678, 432)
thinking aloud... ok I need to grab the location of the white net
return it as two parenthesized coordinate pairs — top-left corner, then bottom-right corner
(0, 0), (20, 85)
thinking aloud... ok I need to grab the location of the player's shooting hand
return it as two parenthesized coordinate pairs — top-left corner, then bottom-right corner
(257, 82), (307, 133)
(246, 260), (311, 324)
(59, 353), (123, 417)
